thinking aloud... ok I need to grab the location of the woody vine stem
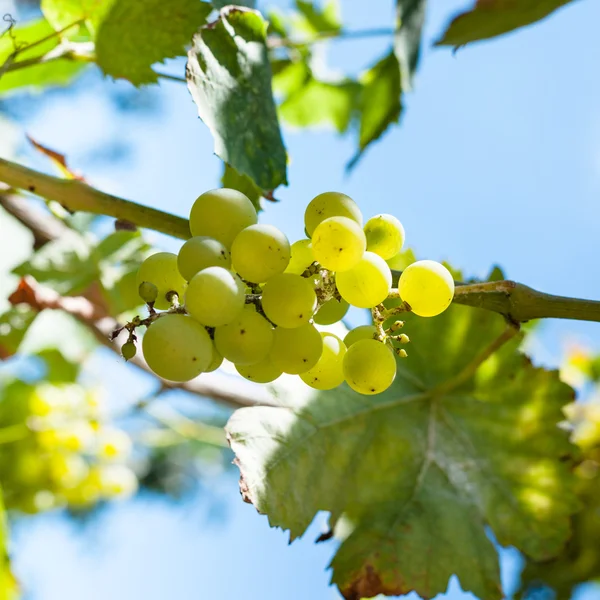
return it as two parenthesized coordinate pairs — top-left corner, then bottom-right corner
(1, 156), (600, 324)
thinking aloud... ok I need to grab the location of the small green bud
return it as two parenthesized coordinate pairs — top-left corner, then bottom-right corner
(397, 348), (408, 358)
(138, 281), (158, 304)
(390, 320), (404, 332)
(121, 341), (137, 361)
(398, 333), (410, 344)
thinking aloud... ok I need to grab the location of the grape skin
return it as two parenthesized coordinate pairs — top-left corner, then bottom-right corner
(312, 216), (366, 272)
(189, 188), (257, 249)
(177, 236), (231, 281)
(364, 214), (405, 260)
(304, 191), (363, 237)
(285, 239), (314, 275)
(136, 253), (187, 310)
(142, 314), (212, 382)
(270, 324), (323, 374)
(261, 273), (317, 328)
(300, 332), (346, 390)
(313, 297), (349, 325)
(336, 251), (392, 308)
(185, 266), (245, 327)
(236, 359), (282, 383)
(205, 346), (223, 373)
(231, 224), (291, 283)
(344, 325), (378, 347)
(343, 339), (396, 395)
(399, 260), (455, 317)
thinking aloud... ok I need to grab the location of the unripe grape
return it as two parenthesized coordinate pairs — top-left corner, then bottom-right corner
(205, 346), (223, 373)
(261, 273), (317, 328)
(343, 325), (378, 347)
(364, 214), (405, 260)
(121, 341), (136, 361)
(185, 267), (245, 327)
(189, 188), (257, 248)
(300, 332), (346, 390)
(270, 324), (323, 374)
(97, 428), (132, 461)
(312, 216), (366, 272)
(97, 464), (138, 499)
(336, 252), (392, 308)
(49, 453), (88, 488)
(285, 239), (314, 275)
(304, 192), (362, 237)
(236, 359), (282, 383)
(138, 281), (158, 304)
(399, 260), (455, 317)
(386, 251), (414, 271)
(136, 253), (186, 310)
(313, 297), (349, 325)
(343, 339), (396, 395)
(177, 236), (231, 281)
(214, 308), (274, 365)
(142, 314), (212, 381)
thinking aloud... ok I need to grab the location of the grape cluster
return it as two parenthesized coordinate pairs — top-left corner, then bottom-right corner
(130, 189), (454, 395)
(0, 382), (136, 513)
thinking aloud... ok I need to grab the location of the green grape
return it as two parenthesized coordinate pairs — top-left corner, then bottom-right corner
(49, 453), (88, 488)
(386, 250), (414, 271)
(177, 236), (231, 281)
(344, 325), (378, 347)
(214, 308), (274, 365)
(189, 188), (258, 249)
(231, 224), (291, 283)
(300, 332), (346, 390)
(97, 464), (138, 499)
(185, 266), (245, 327)
(312, 216), (366, 272)
(142, 314), (212, 381)
(121, 341), (136, 361)
(313, 297), (349, 325)
(261, 273), (317, 328)
(399, 260), (455, 317)
(336, 252), (392, 308)
(270, 324), (323, 374)
(364, 214), (405, 260)
(343, 339), (396, 395)
(138, 281), (158, 304)
(236, 359), (282, 383)
(205, 345), (223, 373)
(304, 191), (363, 237)
(285, 239), (314, 275)
(97, 428), (132, 461)
(136, 252), (186, 310)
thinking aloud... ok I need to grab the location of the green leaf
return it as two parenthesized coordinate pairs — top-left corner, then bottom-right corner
(436, 0), (578, 47)
(293, 0), (341, 36)
(272, 60), (311, 97)
(227, 303), (578, 600)
(349, 51), (402, 169)
(41, 0), (114, 33)
(0, 60), (87, 95)
(0, 307), (37, 360)
(222, 163), (263, 211)
(187, 7), (287, 192)
(36, 348), (80, 382)
(95, 0), (212, 85)
(279, 77), (360, 134)
(394, 0), (426, 89)
(0, 490), (17, 600)
(212, 0), (256, 8)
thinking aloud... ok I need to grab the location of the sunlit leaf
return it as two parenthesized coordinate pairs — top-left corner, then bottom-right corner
(222, 163), (263, 211)
(394, 0), (426, 89)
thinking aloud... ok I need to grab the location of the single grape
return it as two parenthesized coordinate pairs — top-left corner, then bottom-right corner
(136, 253), (186, 310)
(261, 273), (317, 328)
(205, 345), (223, 373)
(138, 281), (158, 304)
(343, 339), (396, 395)
(49, 453), (88, 488)
(399, 260), (455, 317)
(97, 428), (132, 460)
(336, 252), (392, 308)
(313, 297), (349, 325)
(270, 324), (323, 374)
(304, 191), (363, 237)
(343, 325), (378, 347)
(364, 214), (405, 260)
(312, 216), (366, 272)
(189, 188), (257, 248)
(142, 314), (212, 381)
(285, 239), (314, 275)
(185, 266), (245, 327)
(386, 250), (414, 271)
(177, 236), (231, 281)
(214, 308), (274, 365)
(121, 341), (136, 361)
(300, 332), (346, 390)
(52, 422), (95, 452)
(236, 359), (282, 383)
(231, 224), (291, 283)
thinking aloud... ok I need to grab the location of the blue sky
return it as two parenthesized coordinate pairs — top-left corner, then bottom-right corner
(2, 0), (600, 599)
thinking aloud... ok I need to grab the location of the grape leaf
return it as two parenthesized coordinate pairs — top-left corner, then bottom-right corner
(436, 0), (578, 47)
(293, 0), (341, 36)
(36, 348), (80, 383)
(95, 0), (212, 85)
(212, 0), (256, 8)
(227, 303), (579, 600)
(0, 307), (37, 360)
(394, 0), (426, 90)
(222, 163), (263, 211)
(187, 7), (287, 192)
(40, 0), (113, 32)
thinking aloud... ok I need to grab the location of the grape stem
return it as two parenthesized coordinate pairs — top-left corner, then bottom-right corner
(3, 157), (600, 323)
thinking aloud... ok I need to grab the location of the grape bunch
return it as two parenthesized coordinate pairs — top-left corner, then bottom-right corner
(130, 189), (454, 395)
(0, 381), (136, 513)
